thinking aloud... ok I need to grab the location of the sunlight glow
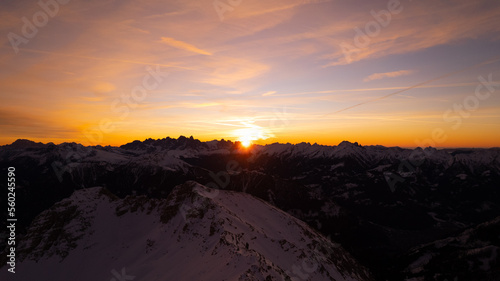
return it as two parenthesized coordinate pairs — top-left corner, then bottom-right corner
(234, 122), (272, 147)
(241, 138), (252, 147)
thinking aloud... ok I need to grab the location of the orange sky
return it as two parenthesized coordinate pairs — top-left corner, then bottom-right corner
(1, 0), (500, 148)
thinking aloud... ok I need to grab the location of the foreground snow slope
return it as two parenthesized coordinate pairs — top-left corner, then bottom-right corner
(1, 182), (372, 281)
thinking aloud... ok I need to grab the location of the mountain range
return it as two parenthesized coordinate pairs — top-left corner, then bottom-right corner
(1, 137), (499, 280)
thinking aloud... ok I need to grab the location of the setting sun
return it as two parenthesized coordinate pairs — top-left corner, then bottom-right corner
(234, 124), (270, 148)
(2, 1), (500, 280)
(236, 128), (258, 147)
(240, 138), (252, 147)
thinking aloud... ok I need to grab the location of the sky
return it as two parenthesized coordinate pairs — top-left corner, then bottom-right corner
(1, 0), (500, 147)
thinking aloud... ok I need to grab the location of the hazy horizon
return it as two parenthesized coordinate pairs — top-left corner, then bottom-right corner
(3, 136), (499, 149)
(2, 0), (500, 148)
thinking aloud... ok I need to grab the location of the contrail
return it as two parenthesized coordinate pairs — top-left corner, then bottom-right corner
(8, 47), (193, 70)
(278, 82), (482, 97)
(323, 55), (500, 116)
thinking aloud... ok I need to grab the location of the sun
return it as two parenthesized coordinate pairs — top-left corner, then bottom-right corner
(234, 124), (268, 148)
(237, 129), (256, 147)
(240, 138), (252, 148)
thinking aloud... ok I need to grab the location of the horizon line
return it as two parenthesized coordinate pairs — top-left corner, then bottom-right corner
(2, 137), (498, 150)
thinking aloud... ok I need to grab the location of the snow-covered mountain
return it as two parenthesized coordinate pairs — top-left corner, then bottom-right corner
(255, 141), (500, 170)
(0, 182), (372, 281)
(1, 137), (499, 280)
(401, 216), (500, 280)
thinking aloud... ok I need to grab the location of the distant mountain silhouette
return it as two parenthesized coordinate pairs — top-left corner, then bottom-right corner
(1, 137), (499, 280)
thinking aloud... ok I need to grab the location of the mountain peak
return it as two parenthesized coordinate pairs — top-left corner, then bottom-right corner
(7, 139), (46, 148)
(120, 136), (216, 151)
(8, 183), (374, 281)
(338, 140), (361, 147)
(166, 181), (218, 205)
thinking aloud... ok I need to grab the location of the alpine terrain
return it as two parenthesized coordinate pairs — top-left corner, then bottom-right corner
(1, 137), (499, 280)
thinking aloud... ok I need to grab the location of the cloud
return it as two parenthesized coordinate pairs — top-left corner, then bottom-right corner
(160, 37), (212, 56)
(92, 82), (116, 95)
(262, 91), (276, 96)
(8, 47), (190, 70)
(321, 1), (500, 66)
(0, 108), (79, 141)
(198, 56), (270, 87)
(363, 70), (413, 82)
(1, 0), (499, 146)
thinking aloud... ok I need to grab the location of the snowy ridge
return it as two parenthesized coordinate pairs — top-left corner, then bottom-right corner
(253, 141), (367, 160)
(403, 216), (500, 280)
(254, 141), (500, 171)
(1, 138), (499, 280)
(3, 138), (498, 174)
(1, 182), (373, 281)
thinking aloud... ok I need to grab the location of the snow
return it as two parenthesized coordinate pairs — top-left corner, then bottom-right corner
(408, 253), (434, 273)
(1, 183), (372, 281)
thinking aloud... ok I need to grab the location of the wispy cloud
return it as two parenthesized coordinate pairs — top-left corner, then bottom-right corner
(0, 108), (79, 143)
(92, 82), (116, 95)
(160, 37), (212, 56)
(262, 91), (276, 96)
(322, 1), (500, 67)
(1, 0), (499, 147)
(363, 70), (413, 82)
(8, 47), (190, 69)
